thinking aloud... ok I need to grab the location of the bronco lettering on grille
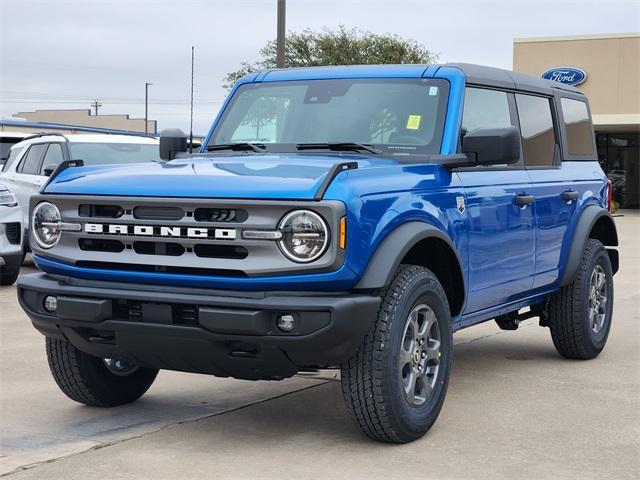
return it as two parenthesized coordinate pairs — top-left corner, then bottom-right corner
(83, 223), (237, 240)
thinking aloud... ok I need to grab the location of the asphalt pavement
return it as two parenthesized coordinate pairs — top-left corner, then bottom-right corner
(1, 212), (638, 479)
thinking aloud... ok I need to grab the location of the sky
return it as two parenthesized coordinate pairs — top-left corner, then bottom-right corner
(1, 0), (639, 135)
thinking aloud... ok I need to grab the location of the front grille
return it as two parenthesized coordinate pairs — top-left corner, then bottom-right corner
(39, 195), (343, 279)
(76, 260), (247, 277)
(5, 223), (20, 245)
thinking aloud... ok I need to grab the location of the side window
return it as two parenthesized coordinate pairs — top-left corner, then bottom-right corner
(39, 143), (65, 174)
(17, 144), (47, 175)
(561, 98), (594, 156)
(516, 94), (557, 168)
(461, 88), (513, 133)
(2, 146), (24, 172)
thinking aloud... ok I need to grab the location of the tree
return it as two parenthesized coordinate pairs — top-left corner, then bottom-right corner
(223, 25), (437, 90)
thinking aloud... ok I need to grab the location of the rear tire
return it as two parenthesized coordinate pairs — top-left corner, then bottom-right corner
(547, 239), (614, 359)
(46, 337), (158, 406)
(341, 265), (453, 443)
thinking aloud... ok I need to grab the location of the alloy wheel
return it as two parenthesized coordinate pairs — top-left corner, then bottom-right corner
(588, 264), (608, 335)
(399, 304), (442, 406)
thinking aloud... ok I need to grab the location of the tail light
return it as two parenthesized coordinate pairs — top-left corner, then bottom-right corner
(607, 180), (613, 212)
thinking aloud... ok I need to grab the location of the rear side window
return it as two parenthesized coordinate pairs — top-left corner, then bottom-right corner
(561, 98), (594, 156)
(516, 94), (557, 168)
(18, 144), (47, 175)
(2, 146), (25, 172)
(462, 88), (513, 133)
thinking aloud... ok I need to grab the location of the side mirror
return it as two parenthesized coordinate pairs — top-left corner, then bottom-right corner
(43, 164), (58, 176)
(462, 126), (521, 166)
(159, 128), (188, 161)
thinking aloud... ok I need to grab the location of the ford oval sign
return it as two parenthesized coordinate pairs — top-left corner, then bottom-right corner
(542, 67), (587, 86)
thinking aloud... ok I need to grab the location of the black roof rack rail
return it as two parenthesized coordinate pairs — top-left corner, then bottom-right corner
(21, 132), (69, 142)
(314, 161), (359, 201)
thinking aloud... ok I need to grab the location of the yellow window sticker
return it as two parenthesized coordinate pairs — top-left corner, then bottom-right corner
(406, 115), (422, 130)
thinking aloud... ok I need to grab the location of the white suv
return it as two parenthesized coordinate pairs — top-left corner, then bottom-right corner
(0, 182), (22, 285)
(0, 133), (160, 260)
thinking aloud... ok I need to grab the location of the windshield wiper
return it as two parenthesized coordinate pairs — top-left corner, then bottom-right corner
(205, 143), (266, 153)
(296, 142), (382, 155)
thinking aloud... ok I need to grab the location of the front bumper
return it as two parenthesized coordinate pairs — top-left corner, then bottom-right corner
(18, 273), (380, 380)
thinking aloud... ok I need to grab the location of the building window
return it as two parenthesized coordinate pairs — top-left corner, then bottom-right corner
(516, 94), (557, 168)
(561, 98), (594, 156)
(597, 132), (640, 209)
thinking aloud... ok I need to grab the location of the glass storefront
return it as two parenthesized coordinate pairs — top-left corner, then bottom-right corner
(596, 132), (640, 209)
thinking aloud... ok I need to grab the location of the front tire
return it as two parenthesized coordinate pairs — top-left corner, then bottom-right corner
(46, 338), (158, 406)
(547, 239), (614, 359)
(341, 265), (453, 443)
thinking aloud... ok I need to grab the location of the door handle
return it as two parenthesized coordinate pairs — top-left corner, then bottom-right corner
(514, 194), (535, 207)
(562, 190), (579, 202)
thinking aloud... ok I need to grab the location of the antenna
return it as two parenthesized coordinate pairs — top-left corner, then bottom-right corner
(189, 46), (194, 154)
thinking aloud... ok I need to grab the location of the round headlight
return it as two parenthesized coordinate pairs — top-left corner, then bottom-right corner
(32, 202), (62, 249)
(278, 210), (329, 263)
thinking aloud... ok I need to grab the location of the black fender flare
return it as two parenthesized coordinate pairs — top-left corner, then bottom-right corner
(354, 222), (466, 308)
(560, 205), (619, 286)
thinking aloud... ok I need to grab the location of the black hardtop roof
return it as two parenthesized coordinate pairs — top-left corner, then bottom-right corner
(254, 62), (584, 96)
(445, 63), (583, 95)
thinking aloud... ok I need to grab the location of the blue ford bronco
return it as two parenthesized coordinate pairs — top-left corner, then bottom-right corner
(18, 63), (618, 443)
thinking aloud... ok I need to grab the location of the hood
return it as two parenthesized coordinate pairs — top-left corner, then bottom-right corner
(43, 154), (397, 200)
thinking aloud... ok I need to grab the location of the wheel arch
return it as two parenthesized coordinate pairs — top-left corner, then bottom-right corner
(354, 222), (466, 317)
(560, 205), (619, 286)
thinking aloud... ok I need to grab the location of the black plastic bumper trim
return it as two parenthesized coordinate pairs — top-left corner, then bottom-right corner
(18, 273), (380, 380)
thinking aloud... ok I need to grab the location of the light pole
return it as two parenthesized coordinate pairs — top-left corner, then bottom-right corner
(144, 82), (152, 134)
(276, 0), (286, 68)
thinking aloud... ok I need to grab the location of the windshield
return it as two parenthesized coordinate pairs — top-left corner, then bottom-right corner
(68, 142), (160, 165)
(209, 78), (449, 155)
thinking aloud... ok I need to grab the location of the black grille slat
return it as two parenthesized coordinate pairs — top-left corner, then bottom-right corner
(79, 204), (124, 218)
(5, 223), (20, 245)
(194, 244), (248, 259)
(133, 206), (185, 221)
(128, 303), (143, 321)
(114, 300), (199, 325)
(173, 305), (198, 325)
(194, 208), (247, 223)
(79, 238), (125, 253)
(133, 241), (185, 256)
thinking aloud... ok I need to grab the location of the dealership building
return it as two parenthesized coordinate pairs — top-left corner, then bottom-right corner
(514, 32), (639, 208)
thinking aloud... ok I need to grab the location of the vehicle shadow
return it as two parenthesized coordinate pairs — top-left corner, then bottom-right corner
(169, 330), (568, 446)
